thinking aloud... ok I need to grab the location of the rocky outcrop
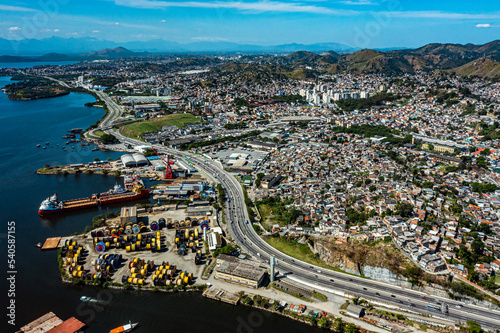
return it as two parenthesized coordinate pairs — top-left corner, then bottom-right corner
(312, 239), (412, 286)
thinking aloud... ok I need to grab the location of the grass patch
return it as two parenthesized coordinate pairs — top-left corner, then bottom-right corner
(120, 113), (204, 138)
(265, 236), (330, 270)
(312, 291), (328, 301)
(257, 204), (276, 229)
(93, 129), (106, 137)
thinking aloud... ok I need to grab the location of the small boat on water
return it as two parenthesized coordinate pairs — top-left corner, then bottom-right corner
(36, 242), (42, 248)
(37, 144), (41, 147)
(80, 296), (97, 302)
(110, 321), (138, 333)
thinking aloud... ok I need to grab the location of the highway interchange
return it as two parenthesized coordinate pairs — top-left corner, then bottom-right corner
(94, 90), (500, 330)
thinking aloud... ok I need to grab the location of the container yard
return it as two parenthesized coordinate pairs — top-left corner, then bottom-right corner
(56, 206), (216, 288)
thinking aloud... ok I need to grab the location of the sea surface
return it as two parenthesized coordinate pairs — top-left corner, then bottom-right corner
(0, 76), (322, 333)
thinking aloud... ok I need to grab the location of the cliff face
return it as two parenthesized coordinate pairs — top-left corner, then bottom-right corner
(312, 239), (412, 286)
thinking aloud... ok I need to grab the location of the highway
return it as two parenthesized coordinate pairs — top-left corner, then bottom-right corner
(95, 90), (500, 330)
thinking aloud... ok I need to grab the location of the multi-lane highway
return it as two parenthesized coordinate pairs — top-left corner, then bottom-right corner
(97, 90), (500, 330)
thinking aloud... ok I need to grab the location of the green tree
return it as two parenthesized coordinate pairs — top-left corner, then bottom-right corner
(317, 316), (329, 328)
(345, 323), (360, 333)
(466, 320), (481, 333)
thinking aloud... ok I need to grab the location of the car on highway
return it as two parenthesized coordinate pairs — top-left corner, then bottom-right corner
(363, 287), (367, 290)
(421, 296), (426, 299)
(314, 275), (318, 278)
(330, 279), (334, 282)
(455, 305), (463, 309)
(397, 300), (403, 304)
(391, 295), (396, 297)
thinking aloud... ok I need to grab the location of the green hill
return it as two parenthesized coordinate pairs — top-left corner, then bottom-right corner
(120, 113), (204, 138)
(447, 58), (500, 80)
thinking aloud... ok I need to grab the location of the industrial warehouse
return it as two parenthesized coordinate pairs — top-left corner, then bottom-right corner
(214, 254), (268, 288)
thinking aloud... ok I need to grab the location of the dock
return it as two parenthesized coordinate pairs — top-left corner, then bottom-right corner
(17, 312), (85, 333)
(202, 286), (240, 305)
(41, 237), (62, 250)
(41, 236), (80, 250)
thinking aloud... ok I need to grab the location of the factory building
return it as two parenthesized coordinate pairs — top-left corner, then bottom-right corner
(215, 255), (267, 288)
(132, 153), (148, 166)
(120, 153), (148, 168)
(121, 154), (136, 168)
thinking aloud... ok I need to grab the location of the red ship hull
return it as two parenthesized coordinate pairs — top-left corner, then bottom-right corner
(38, 190), (150, 216)
(99, 189), (151, 205)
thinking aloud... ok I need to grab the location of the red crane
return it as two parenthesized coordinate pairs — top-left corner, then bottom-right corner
(150, 147), (174, 179)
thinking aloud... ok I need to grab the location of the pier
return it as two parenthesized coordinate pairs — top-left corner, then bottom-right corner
(202, 286), (240, 305)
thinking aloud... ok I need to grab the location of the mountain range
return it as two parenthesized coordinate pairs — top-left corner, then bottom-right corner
(0, 37), (356, 56)
(1, 38), (499, 80)
(241, 41), (500, 79)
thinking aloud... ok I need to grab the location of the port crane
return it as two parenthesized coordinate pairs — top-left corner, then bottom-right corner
(150, 147), (174, 179)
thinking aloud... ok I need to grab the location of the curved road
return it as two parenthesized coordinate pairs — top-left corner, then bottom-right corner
(95, 90), (500, 330)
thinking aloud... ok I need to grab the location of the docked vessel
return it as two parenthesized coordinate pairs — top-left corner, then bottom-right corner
(38, 177), (150, 216)
(110, 321), (138, 333)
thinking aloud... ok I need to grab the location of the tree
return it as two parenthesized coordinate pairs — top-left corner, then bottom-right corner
(466, 320), (482, 333)
(369, 185), (376, 192)
(100, 133), (119, 144)
(472, 239), (484, 256)
(331, 318), (344, 333)
(345, 323), (360, 333)
(396, 202), (414, 217)
(317, 316), (329, 328)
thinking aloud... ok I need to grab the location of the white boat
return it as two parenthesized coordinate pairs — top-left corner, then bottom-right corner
(80, 296), (97, 302)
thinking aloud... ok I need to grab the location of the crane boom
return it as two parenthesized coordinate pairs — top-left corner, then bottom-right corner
(150, 147), (174, 179)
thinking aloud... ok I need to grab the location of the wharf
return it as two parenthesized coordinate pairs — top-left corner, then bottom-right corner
(41, 237), (62, 250)
(41, 236), (78, 250)
(202, 286), (240, 305)
(17, 312), (85, 333)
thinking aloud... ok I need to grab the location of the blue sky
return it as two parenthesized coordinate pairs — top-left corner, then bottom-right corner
(1, 0), (499, 48)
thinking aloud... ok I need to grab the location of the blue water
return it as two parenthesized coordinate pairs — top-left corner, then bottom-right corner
(0, 61), (79, 69)
(0, 76), (321, 333)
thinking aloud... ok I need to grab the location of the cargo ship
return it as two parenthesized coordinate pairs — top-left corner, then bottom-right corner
(38, 177), (150, 216)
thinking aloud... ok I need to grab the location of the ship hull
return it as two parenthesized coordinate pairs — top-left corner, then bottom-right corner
(38, 202), (98, 215)
(99, 190), (150, 205)
(38, 190), (150, 216)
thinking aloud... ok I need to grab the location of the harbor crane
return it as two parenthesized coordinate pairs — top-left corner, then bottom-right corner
(150, 147), (174, 179)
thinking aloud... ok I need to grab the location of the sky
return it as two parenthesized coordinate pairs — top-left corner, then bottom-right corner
(0, 0), (499, 48)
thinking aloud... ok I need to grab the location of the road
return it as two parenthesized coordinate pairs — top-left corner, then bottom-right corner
(98, 91), (500, 330)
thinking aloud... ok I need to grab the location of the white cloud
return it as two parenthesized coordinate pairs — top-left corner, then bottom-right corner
(7, 27), (21, 31)
(115, 22), (120, 25)
(0, 4), (36, 12)
(161, 19), (166, 22)
(113, 0), (358, 15)
(92, 30), (100, 33)
(54, 29), (60, 32)
(389, 11), (500, 20)
(476, 23), (499, 28)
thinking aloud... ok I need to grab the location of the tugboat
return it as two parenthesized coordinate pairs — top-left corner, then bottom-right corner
(109, 321), (138, 333)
